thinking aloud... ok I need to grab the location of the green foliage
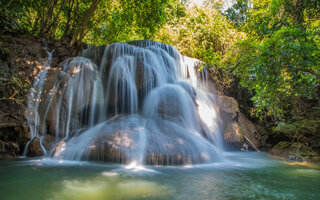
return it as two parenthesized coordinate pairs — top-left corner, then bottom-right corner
(273, 119), (320, 155)
(82, 1), (137, 44)
(87, 0), (173, 44)
(10, 76), (30, 100)
(119, 0), (171, 39)
(0, 0), (25, 33)
(244, 0), (320, 38)
(155, 2), (240, 66)
(225, 0), (320, 121)
(231, 27), (319, 119)
(272, 141), (319, 161)
(0, 73), (30, 104)
(1, 0), (173, 45)
(224, 0), (250, 27)
(274, 119), (320, 143)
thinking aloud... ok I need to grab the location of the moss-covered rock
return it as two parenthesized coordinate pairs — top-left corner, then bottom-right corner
(270, 141), (320, 162)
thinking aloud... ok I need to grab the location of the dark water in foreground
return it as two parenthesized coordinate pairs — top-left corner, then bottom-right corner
(0, 152), (319, 200)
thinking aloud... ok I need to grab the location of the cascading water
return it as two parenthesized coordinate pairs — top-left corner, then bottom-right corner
(25, 41), (223, 165)
(24, 48), (55, 156)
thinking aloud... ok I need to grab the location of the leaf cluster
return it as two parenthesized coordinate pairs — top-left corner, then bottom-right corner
(225, 0), (320, 121)
(273, 119), (320, 143)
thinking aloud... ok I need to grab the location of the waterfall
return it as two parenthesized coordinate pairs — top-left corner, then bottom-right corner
(26, 40), (223, 165)
(24, 48), (54, 156)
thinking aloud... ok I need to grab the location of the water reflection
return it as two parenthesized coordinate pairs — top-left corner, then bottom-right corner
(49, 176), (170, 200)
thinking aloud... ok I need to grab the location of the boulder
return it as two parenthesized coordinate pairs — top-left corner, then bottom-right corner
(26, 137), (44, 157)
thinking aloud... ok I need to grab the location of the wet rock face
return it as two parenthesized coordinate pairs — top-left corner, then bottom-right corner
(216, 95), (260, 151)
(223, 122), (244, 149)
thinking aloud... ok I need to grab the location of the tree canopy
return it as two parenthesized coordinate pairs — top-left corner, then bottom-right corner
(0, 0), (172, 45)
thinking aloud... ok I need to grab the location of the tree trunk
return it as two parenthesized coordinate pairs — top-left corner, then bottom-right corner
(70, 0), (101, 46)
(63, 0), (75, 38)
